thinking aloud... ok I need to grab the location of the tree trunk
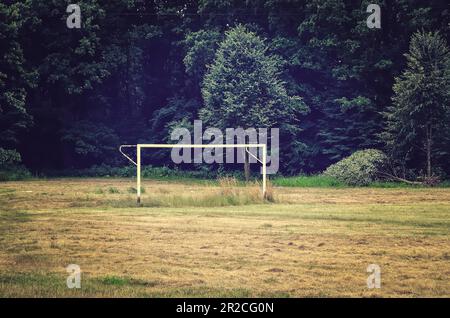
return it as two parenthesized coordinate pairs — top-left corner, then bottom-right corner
(426, 124), (432, 178)
(244, 149), (250, 182)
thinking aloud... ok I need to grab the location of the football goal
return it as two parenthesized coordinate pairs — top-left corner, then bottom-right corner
(119, 143), (267, 204)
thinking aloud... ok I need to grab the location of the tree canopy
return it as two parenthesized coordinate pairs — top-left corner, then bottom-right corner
(200, 25), (307, 129)
(0, 0), (449, 178)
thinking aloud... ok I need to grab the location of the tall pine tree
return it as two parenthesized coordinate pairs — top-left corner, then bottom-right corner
(382, 31), (450, 179)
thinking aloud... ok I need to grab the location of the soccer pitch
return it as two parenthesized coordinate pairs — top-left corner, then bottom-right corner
(0, 178), (449, 297)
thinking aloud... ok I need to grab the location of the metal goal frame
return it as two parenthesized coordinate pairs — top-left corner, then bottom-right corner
(119, 143), (267, 204)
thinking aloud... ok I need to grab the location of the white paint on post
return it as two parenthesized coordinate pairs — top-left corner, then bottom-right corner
(262, 144), (267, 198)
(137, 145), (141, 204)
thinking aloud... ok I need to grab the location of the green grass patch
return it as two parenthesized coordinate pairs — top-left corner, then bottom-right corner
(273, 175), (450, 188)
(107, 187), (120, 194)
(370, 181), (450, 188)
(0, 272), (160, 297)
(99, 276), (129, 286)
(272, 175), (345, 187)
(370, 181), (422, 188)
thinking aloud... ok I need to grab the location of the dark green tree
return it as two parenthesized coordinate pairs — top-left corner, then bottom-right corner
(184, 29), (222, 85)
(382, 31), (450, 178)
(0, 2), (34, 152)
(200, 25), (308, 180)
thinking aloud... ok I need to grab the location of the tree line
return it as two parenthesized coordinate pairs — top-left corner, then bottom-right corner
(1, 0), (449, 180)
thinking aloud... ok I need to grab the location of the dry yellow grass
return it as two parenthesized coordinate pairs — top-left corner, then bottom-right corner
(0, 178), (449, 297)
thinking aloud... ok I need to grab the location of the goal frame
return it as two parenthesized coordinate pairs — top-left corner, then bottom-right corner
(119, 143), (267, 204)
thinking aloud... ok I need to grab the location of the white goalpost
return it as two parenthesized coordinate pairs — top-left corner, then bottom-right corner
(119, 143), (267, 204)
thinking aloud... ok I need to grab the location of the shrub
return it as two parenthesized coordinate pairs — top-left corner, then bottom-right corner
(41, 164), (250, 180)
(0, 148), (21, 167)
(0, 148), (32, 181)
(323, 149), (388, 186)
(0, 166), (32, 181)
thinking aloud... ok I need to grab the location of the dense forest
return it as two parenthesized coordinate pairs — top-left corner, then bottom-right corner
(1, 0), (449, 179)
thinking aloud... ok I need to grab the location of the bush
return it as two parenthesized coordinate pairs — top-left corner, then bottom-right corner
(0, 166), (32, 181)
(0, 148), (32, 181)
(0, 148), (21, 167)
(323, 149), (388, 186)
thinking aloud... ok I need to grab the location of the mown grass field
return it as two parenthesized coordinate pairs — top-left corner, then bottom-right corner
(0, 178), (449, 297)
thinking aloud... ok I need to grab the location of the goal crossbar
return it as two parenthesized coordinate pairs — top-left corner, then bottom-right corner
(119, 143), (267, 204)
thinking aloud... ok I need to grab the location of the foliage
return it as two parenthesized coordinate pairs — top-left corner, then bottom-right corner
(183, 29), (222, 84)
(0, 166), (31, 181)
(0, 147), (31, 181)
(61, 121), (120, 166)
(200, 25), (308, 129)
(0, 148), (21, 167)
(381, 31), (450, 178)
(40, 164), (239, 180)
(199, 24), (308, 180)
(323, 149), (388, 186)
(0, 2), (34, 150)
(0, 0), (449, 178)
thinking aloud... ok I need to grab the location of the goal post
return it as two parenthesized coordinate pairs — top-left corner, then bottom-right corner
(119, 143), (267, 204)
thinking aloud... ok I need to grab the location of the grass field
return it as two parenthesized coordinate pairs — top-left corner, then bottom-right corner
(0, 178), (449, 297)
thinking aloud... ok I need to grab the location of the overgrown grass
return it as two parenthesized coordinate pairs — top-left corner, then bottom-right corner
(127, 186), (146, 194)
(146, 191), (266, 207)
(115, 178), (272, 207)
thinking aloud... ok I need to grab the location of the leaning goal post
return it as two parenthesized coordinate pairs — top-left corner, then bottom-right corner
(119, 143), (267, 204)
